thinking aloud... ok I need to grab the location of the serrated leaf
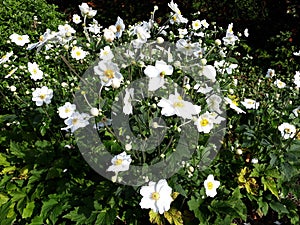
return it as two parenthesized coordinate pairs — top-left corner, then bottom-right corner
(149, 209), (164, 225)
(187, 196), (205, 222)
(0, 193), (9, 206)
(40, 199), (58, 218)
(22, 201), (35, 218)
(0, 153), (10, 167)
(164, 208), (183, 225)
(261, 177), (279, 199)
(95, 208), (116, 225)
(63, 207), (87, 223)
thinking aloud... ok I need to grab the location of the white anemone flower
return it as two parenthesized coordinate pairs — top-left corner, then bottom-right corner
(294, 71), (300, 88)
(139, 179), (173, 214)
(72, 14), (82, 24)
(115, 17), (125, 38)
(199, 65), (217, 82)
(123, 88), (134, 115)
(9, 33), (30, 46)
(200, 19), (209, 28)
(144, 60), (173, 91)
(274, 79), (286, 88)
(204, 174), (220, 198)
(292, 106), (300, 117)
(94, 60), (123, 86)
(87, 19), (102, 34)
(224, 97), (246, 114)
(206, 94), (222, 114)
(0, 51), (13, 64)
(103, 28), (115, 42)
(222, 23), (239, 46)
(27, 29), (57, 51)
(32, 86), (53, 106)
(209, 112), (226, 124)
(28, 62), (43, 81)
(278, 123), (296, 139)
(241, 98), (260, 109)
(58, 102), (76, 119)
(176, 39), (200, 56)
(71, 46), (87, 60)
(194, 83), (213, 94)
(79, 3), (97, 18)
(195, 112), (215, 133)
(99, 46), (114, 61)
(158, 90), (201, 119)
(61, 112), (90, 133)
(266, 68), (275, 78)
(192, 20), (201, 30)
(107, 151), (132, 172)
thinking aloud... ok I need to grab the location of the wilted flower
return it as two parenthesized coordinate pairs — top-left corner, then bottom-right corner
(139, 179), (173, 214)
(9, 33), (30, 46)
(204, 174), (220, 198)
(107, 151), (132, 172)
(32, 86), (53, 106)
(278, 122), (296, 139)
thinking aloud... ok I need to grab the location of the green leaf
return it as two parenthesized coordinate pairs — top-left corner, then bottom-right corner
(269, 201), (289, 214)
(95, 208), (117, 225)
(187, 196), (205, 222)
(261, 177), (279, 199)
(0, 193), (9, 206)
(22, 201), (35, 218)
(0, 153), (10, 167)
(40, 199), (58, 218)
(63, 207), (87, 224)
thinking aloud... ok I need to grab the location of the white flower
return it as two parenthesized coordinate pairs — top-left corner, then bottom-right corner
(107, 151), (132, 172)
(0, 51), (13, 64)
(293, 50), (300, 56)
(178, 28), (188, 38)
(103, 28), (115, 42)
(134, 24), (151, 42)
(274, 79), (286, 88)
(222, 23), (239, 46)
(266, 69), (275, 78)
(72, 14), (82, 24)
(144, 60), (173, 91)
(244, 28), (249, 37)
(206, 94), (222, 114)
(209, 112), (226, 124)
(192, 20), (201, 30)
(28, 62), (43, 81)
(294, 71), (300, 88)
(241, 98), (260, 109)
(71, 46), (87, 60)
(27, 29), (57, 51)
(225, 63), (238, 74)
(139, 179), (173, 214)
(224, 97), (246, 114)
(168, 3), (188, 24)
(199, 65), (217, 82)
(87, 19), (102, 34)
(195, 112), (215, 133)
(79, 3), (97, 18)
(90, 108), (99, 117)
(251, 158), (259, 164)
(157, 90), (200, 119)
(123, 88), (134, 115)
(57, 24), (76, 44)
(94, 60), (123, 86)
(58, 102), (76, 119)
(61, 112), (90, 132)
(204, 174), (220, 198)
(176, 39), (200, 56)
(115, 17), (125, 38)
(32, 86), (53, 106)
(200, 19), (209, 28)
(278, 123), (296, 139)
(194, 83), (213, 94)
(99, 46), (114, 61)
(292, 106), (300, 117)
(9, 33), (30, 46)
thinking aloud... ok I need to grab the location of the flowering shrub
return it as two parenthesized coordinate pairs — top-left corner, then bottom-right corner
(0, 0), (299, 224)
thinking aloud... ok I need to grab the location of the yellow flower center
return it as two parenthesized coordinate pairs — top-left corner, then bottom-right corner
(39, 94), (46, 100)
(173, 101), (184, 108)
(114, 159), (123, 165)
(39, 36), (44, 42)
(18, 36), (23, 41)
(104, 69), (115, 79)
(200, 118), (209, 127)
(65, 108), (70, 113)
(33, 68), (37, 74)
(76, 51), (82, 56)
(72, 118), (78, 125)
(284, 128), (291, 133)
(232, 100), (238, 106)
(116, 24), (122, 32)
(207, 182), (214, 190)
(151, 192), (160, 200)
(160, 71), (165, 77)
